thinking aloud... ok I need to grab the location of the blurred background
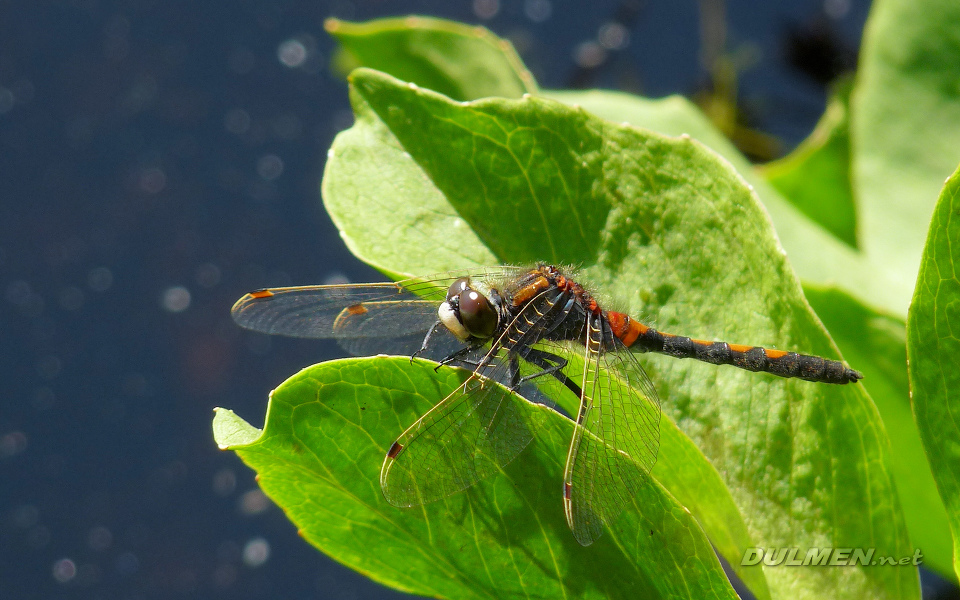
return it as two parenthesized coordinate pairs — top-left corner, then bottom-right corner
(3, 1), (952, 599)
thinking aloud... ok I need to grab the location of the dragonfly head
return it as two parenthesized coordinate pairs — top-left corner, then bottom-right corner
(438, 277), (499, 341)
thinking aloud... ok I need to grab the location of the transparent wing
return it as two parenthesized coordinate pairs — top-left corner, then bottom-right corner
(563, 312), (662, 546)
(380, 286), (575, 506)
(231, 267), (523, 356)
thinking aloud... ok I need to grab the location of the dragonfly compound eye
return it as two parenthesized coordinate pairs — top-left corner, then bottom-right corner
(446, 277), (470, 302)
(458, 289), (497, 339)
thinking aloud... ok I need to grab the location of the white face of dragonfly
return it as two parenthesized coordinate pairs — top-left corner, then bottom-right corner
(438, 277), (498, 341)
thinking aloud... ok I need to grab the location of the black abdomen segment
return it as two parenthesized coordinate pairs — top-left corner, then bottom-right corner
(627, 324), (862, 384)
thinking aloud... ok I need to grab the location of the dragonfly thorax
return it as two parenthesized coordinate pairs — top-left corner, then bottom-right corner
(438, 277), (499, 341)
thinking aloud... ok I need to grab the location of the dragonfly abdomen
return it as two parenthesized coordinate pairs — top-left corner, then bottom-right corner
(607, 311), (862, 384)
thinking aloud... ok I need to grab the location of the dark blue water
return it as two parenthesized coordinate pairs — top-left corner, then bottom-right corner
(6, 1), (952, 599)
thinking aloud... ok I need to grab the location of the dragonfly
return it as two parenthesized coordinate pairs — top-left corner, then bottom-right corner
(232, 264), (862, 545)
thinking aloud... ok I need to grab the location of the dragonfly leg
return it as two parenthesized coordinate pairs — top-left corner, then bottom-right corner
(517, 347), (583, 399)
(412, 319), (444, 362)
(434, 342), (485, 372)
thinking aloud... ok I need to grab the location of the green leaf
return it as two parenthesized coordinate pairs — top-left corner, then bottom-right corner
(319, 67), (917, 599)
(906, 164), (960, 580)
(540, 88), (903, 316)
(324, 16), (905, 316)
(852, 0), (960, 317)
(214, 358), (738, 600)
(212, 407), (261, 447)
(805, 283), (953, 576)
(761, 80), (857, 248)
(325, 16), (536, 102)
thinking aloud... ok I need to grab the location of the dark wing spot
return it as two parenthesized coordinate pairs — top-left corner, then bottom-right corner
(387, 441), (403, 459)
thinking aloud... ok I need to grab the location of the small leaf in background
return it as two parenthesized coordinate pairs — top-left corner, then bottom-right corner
(907, 164), (960, 581)
(806, 283), (953, 576)
(760, 80), (857, 249)
(214, 358), (740, 600)
(325, 16), (536, 101)
(320, 67), (916, 599)
(853, 0), (960, 315)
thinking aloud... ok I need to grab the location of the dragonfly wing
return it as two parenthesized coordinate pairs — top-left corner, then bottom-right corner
(380, 371), (540, 506)
(232, 281), (445, 339)
(381, 285), (574, 506)
(338, 321), (468, 358)
(231, 268), (526, 347)
(563, 312), (662, 546)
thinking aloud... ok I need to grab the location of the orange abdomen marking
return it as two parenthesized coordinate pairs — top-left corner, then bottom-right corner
(250, 289), (274, 299)
(607, 312), (646, 347)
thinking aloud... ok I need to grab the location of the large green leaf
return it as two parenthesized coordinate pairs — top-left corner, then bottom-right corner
(316, 67), (916, 599)
(325, 16), (536, 102)
(852, 0), (960, 316)
(760, 81), (857, 249)
(213, 358), (738, 599)
(323, 15), (903, 316)
(907, 165), (960, 580)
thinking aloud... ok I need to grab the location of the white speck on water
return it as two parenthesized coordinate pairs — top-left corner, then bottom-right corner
(473, 0), (500, 20)
(825, 0), (851, 19)
(88, 267), (114, 292)
(277, 39), (307, 68)
(599, 21), (630, 50)
(161, 286), (191, 313)
(256, 154), (284, 181)
(52, 558), (76, 583)
(242, 538), (270, 568)
(525, 0), (552, 22)
(238, 490), (270, 515)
